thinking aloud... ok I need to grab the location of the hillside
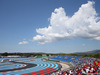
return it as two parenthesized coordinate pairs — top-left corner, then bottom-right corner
(75, 50), (100, 54)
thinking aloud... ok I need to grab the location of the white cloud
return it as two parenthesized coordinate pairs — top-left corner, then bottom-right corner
(82, 44), (86, 46)
(33, 1), (100, 44)
(18, 41), (29, 45)
(23, 38), (26, 40)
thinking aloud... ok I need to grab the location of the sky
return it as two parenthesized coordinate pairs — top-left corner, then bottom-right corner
(0, 0), (100, 53)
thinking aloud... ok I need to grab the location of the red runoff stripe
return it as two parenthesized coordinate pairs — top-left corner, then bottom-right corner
(22, 67), (57, 75)
(22, 67), (51, 75)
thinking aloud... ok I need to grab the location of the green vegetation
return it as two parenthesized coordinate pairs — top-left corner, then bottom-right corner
(1, 52), (8, 56)
(47, 59), (60, 62)
(58, 53), (100, 58)
(82, 53), (100, 58)
(1, 52), (42, 57)
(0, 52), (100, 59)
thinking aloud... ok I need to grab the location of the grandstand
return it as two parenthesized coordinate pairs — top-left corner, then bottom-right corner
(51, 56), (81, 62)
(50, 56), (100, 75)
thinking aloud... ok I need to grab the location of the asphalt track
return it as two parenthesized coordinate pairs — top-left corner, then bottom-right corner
(0, 61), (37, 72)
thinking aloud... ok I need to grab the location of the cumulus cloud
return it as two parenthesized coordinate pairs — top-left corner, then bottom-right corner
(18, 41), (29, 45)
(33, 1), (100, 44)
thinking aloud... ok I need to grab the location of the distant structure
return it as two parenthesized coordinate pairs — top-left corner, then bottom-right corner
(49, 54), (51, 57)
(7, 55), (21, 58)
(42, 54), (47, 57)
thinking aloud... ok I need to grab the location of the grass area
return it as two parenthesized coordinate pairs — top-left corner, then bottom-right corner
(47, 59), (60, 62)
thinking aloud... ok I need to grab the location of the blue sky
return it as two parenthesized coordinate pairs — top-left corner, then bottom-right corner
(0, 0), (100, 53)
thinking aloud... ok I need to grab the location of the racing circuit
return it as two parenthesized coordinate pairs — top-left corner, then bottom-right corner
(0, 56), (100, 75)
(0, 58), (61, 75)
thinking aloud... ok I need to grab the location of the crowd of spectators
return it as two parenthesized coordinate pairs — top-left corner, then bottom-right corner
(52, 57), (100, 75)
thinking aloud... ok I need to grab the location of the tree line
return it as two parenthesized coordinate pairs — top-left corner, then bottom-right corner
(0, 52), (100, 58)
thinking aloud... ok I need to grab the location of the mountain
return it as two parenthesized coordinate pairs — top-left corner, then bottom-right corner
(74, 50), (100, 54)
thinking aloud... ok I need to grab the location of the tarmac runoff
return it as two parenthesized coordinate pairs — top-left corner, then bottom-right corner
(43, 59), (70, 71)
(58, 62), (70, 70)
(0, 61), (37, 72)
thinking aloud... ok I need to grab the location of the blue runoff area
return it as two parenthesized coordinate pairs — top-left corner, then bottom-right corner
(0, 58), (59, 75)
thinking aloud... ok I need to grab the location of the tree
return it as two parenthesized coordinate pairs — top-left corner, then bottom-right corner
(1, 52), (8, 56)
